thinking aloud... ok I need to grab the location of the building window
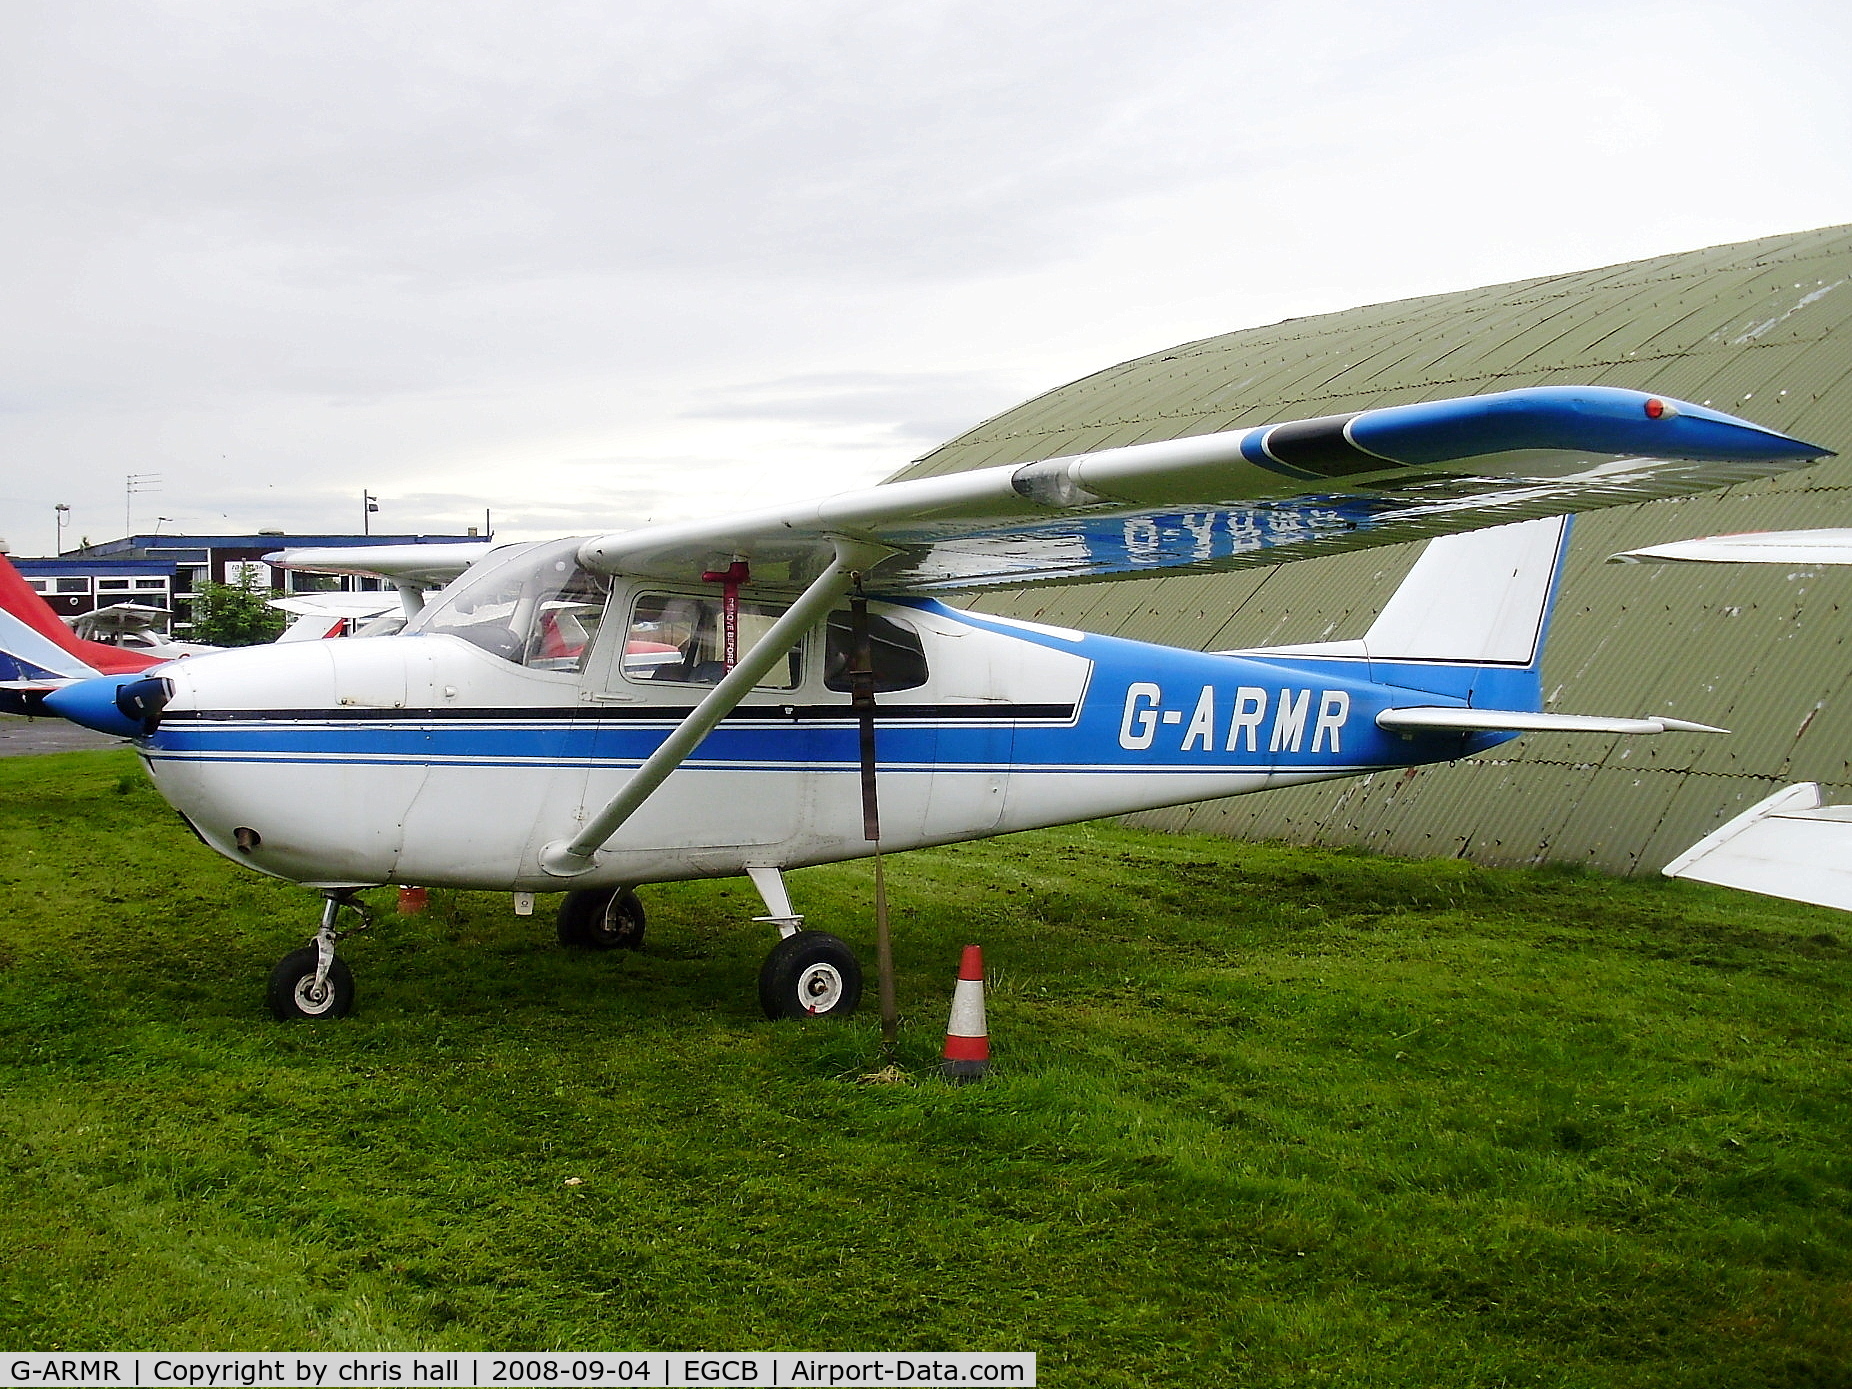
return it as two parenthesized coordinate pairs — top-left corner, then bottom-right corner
(134, 578), (167, 591)
(25, 579), (48, 594)
(55, 578), (89, 594)
(286, 571), (342, 594)
(98, 579), (132, 591)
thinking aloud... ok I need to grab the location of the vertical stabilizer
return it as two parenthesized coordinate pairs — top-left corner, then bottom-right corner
(1349, 515), (1570, 667)
(1236, 516), (1571, 670)
(0, 554), (159, 680)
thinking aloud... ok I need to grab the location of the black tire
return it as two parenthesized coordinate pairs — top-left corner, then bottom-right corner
(758, 931), (862, 1020)
(266, 946), (355, 1021)
(557, 886), (647, 950)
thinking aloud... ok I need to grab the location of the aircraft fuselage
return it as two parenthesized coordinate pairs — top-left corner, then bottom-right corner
(135, 591), (1515, 891)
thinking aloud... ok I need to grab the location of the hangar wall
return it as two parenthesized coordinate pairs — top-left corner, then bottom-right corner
(893, 224), (1852, 874)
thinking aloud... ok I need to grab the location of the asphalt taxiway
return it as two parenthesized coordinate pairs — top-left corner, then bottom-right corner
(0, 714), (124, 756)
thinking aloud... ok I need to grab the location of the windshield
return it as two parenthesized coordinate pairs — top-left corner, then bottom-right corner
(407, 538), (610, 671)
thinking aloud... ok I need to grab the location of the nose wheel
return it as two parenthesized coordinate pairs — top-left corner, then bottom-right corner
(267, 889), (372, 1021)
(758, 931), (863, 1019)
(267, 947), (355, 1019)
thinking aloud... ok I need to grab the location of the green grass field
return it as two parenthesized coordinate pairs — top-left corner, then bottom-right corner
(2, 748), (1849, 1386)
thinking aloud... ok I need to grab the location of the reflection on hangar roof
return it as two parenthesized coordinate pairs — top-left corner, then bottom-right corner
(893, 223), (1852, 876)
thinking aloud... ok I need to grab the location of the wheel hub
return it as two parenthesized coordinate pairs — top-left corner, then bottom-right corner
(797, 963), (844, 1013)
(293, 977), (335, 1015)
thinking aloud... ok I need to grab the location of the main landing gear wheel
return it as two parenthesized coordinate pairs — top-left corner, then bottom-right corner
(557, 886), (647, 950)
(758, 931), (863, 1020)
(267, 947), (355, 1021)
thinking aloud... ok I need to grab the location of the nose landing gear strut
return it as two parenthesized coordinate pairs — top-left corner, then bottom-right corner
(266, 889), (373, 1020)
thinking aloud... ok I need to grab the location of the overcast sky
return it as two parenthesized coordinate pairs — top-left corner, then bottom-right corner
(3, 0), (1850, 553)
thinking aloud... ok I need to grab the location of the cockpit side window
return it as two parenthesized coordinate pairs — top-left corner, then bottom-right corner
(408, 539), (609, 672)
(522, 563), (610, 671)
(822, 610), (929, 692)
(623, 592), (800, 688)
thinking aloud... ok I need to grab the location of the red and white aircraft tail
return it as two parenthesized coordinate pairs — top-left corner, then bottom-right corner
(0, 553), (161, 686)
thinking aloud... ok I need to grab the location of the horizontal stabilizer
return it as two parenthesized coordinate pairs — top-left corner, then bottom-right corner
(1663, 783), (1852, 912)
(1609, 529), (1852, 566)
(1377, 707), (1727, 736)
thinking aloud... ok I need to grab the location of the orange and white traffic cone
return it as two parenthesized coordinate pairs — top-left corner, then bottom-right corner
(941, 944), (989, 1083)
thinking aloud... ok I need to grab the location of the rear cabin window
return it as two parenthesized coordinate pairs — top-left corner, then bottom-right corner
(822, 611), (929, 693)
(623, 593), (800, 689)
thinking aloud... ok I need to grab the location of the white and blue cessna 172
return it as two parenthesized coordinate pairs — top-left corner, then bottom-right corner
(14, 386), (1833, 1021)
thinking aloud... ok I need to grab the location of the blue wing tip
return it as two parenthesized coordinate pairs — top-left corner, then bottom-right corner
(1348, 385), (1833, 466)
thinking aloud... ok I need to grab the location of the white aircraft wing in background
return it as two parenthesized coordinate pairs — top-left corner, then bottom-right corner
(269, 590), (408, 642)
(1612, 523), (1852, 911)
(266, 541), (494, 595)
(1662, 784), (1852, 912)
(1610, 528), (1852, 566)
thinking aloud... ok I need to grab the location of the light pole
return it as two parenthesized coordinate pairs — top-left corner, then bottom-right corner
(363, 490), (379, 536)
(53, 503), (69, 555)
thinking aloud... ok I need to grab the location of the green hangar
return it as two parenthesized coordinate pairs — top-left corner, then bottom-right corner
(893, 224), (1852, 874)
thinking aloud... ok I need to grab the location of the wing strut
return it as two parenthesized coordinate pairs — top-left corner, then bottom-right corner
(537, 539), (891, 878)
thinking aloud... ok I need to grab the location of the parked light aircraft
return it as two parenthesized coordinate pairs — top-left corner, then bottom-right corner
(71, 603), (222, 660)
(10, 386), (1834, 1021)
(1611, 527), (1852, 911)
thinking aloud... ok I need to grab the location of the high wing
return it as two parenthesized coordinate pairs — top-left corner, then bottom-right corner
(577, 386), (1831, 591)
(265, 541), (495, 595)
(1610, 529), (1852, 566)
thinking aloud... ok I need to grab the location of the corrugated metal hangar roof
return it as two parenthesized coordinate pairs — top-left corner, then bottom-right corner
(891, 223), (1852, 873)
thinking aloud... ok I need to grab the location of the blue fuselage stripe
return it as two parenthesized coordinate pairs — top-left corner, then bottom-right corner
(142, 629), (1523, 776)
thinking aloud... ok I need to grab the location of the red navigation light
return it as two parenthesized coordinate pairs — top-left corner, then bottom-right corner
(1644, 397), (1668, 419)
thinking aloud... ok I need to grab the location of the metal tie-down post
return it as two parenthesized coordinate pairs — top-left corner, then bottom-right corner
(848, 581), (899, 1052)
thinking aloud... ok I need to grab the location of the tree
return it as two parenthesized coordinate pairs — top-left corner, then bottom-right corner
(186, 572), (287, 647)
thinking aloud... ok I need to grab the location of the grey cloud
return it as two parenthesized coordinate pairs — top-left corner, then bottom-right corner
(684, 369), (1029, 452)
(4, 0), (1848, 554)
(3, 0), (1248, 290)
